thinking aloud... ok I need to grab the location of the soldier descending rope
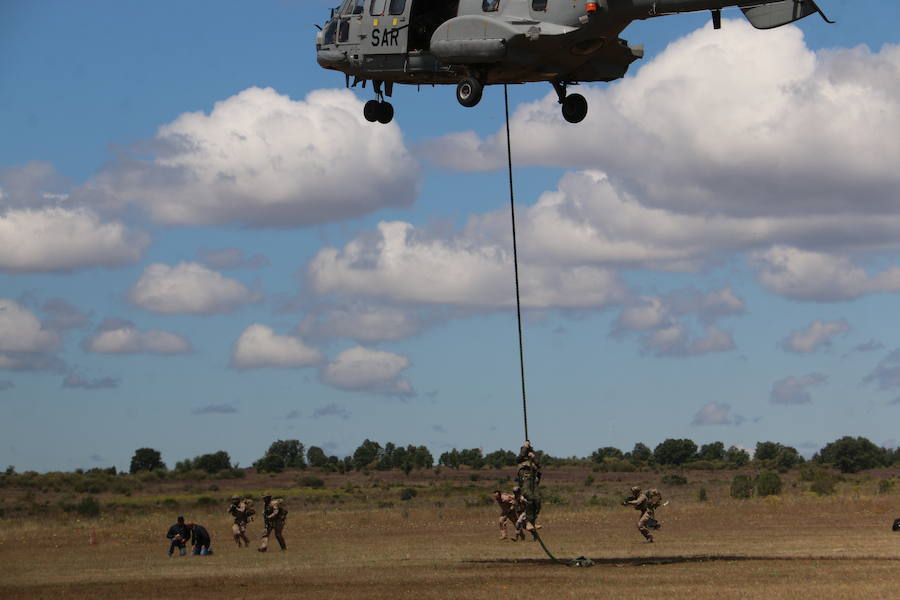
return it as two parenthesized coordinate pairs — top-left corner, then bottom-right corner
(515, 440), (543, 539)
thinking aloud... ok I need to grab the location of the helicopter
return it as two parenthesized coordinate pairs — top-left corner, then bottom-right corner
(316, 1), (833, 124)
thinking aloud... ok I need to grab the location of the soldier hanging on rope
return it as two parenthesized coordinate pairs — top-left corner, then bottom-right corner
(515, 440), (543, 539)
(622, 486), (664, 543)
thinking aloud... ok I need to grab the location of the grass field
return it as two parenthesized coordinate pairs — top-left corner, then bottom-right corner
(2, 466), (899, 599)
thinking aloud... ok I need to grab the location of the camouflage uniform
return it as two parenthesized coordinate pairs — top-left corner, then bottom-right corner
(493, 491), (520, 540)
(515, 441), (542, 538)
(624, 487), (661, 542)
(228, 496), (254, 547)
(258, 496), (287, 552)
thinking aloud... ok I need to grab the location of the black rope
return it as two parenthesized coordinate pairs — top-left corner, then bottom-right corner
(503, 85), (575, 568)
(504, 84), (529, 443)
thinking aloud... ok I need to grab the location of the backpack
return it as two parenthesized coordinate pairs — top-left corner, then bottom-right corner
(646, 488), (663, 509)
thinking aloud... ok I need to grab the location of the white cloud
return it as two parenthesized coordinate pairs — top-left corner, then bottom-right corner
(297, 304), (427, 344)
(79, 87), (419, 227)
(781, 319), (850, 354)
(320, 346), (414, 396)
(0, 207), (149, 273)
(84, 321), (192, 355)
(128, 262), (260, 315)
(230, 324), (323, 370)
(771, 373), (828, 405)
(692, 402), (737, 426)
(0, 299), (59, 353)
(308, 220), (626, 310)
(751, 247), (900, 302)
(422, 24), (900, 220)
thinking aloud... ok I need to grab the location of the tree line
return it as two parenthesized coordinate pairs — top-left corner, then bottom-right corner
(121, 435), (899, 478)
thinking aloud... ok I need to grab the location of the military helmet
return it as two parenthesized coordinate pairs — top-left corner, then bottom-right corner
(630, 486), (641, 494)
(230, 495), (240, 502)
(513, 486), (521, 494)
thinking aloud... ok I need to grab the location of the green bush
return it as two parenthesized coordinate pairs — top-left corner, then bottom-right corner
(730, 474), (754, 499)
(661, 474), (688, 486)
(756, 472), (782, 497)
(878, 479), (894, 494)
(75, 496), (101, 518)
(161, 498), (179, 508)
(400, 488), (417, 501)
(584, 475), (594, 487)
(697, 487), (708, 502)
(298, 476), (325, 488)
(195, 496), (216, 506)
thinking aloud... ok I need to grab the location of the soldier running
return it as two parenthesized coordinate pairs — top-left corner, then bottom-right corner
(258, 494), (287, 552)
(227, 495), (254, 547)
(623, 486), (662, 543)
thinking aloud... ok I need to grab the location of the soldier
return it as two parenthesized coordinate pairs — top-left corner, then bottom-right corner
(258, 495), (287, 552)
(166, 515), (191, 557)
(623, 486), (662, 543)
(515, 440), (543, 539)
(228, 495), (254, 547)
(492, 489), (520, 541)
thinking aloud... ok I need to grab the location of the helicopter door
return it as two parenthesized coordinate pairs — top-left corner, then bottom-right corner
(336, 0), (366, 45)
(364, 0), (410, 55)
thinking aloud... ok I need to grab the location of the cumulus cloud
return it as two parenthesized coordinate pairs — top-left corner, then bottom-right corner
(84, 319), (192, 355)
(613, 288), (743, 357)
(751, 247), (900, 302)
(297, 303), (429, 344)
(192, 403), (238, 415)
(308, 220), (627, 310)
(320, 346), (414, 396)
(79, 87), (419, 227)
(62, 374), (119, 390)
(0, 299), (60, 353)
(312, 403), (351, 420)
(0, 207), (150, 273)
(780, 319), (850, 354)
(692, 402), (740, 426)
(128, 262), (260, 315)
(863, 349), (900, 392)
(230, 324), (323, 370)
(770, 373), (828, 405)
(196, 248), (269, 270)
(423, 23), (900, 219)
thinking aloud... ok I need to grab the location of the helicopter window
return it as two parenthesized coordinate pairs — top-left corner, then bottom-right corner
(323, 20), (337, 44)
(532, 0), (548, 10)
(350, 0), (365, 14)
(338, 0), (354, 16)
(338, 19), (350, 42)
(370, 0), (387, 16)
(388, 0), (405, 15)
(483, 0), (500, 12)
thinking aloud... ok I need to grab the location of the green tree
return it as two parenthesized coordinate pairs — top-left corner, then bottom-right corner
(725, 445), (750, 467)
(352, 439), (383, 470)
(628, 443), (653, 464)
(307, 446), (328, 468)
(775, 446), (803, 470)
(591, 446), (624, 463)
(698, 442), (725, 462)
(754, 441), (781, 461)
(458, 448), (484, 469)
(192, 451), (232, 473)
(815, 436), (886, 473)
(484, 449), (516, 469)
(439, 449), (461, 469)
(129, 448), (165, 474)
(254, 439), (306, 473)
(410, 445), (433, 469)
(653, 439), (698, 466)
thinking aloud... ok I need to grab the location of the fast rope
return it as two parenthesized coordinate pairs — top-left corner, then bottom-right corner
(503, 85), (589, 568)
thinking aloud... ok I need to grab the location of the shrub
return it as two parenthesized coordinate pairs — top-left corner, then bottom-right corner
(661, 474), (688, 486)
(75, 496), (101, 518)
(730, 474), (754, 499)
(195, 496), (216, 506)
(808, 469), (838, 496)
(878, 479), (894, 494)
(400, 488), (417, 501)
(697, 487), (708, 502)
(756, 472), (782, 497)
(298, 476), (325, 488)
(161, 498), (179, 508)
(584, 475), (595, 487)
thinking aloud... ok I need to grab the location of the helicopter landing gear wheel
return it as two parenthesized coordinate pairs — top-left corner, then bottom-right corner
(456, 77), (483, 108)
(376, 101), (394, 124)
(364, 100), (380, 122)
(561, 93), (588, 124)
(364, 100), (394, 124)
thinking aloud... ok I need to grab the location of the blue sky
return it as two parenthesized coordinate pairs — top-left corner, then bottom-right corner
(2, 0), (899, 472)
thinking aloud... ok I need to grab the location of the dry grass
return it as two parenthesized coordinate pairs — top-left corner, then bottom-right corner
(2, 469), (899, 599)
